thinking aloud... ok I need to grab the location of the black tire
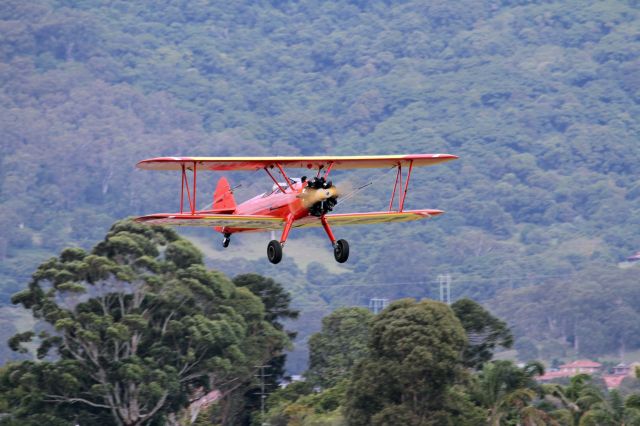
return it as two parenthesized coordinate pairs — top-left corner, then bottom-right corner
(334, 239), (349, 263)
(267, 240), (283, 264)
(222, 238), (230, 248)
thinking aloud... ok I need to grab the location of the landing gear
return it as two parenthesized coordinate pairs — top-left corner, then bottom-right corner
(320, 215), (349, 263)
(266, 214), (293, 264)
(267, 240), (283, 264)
(222, 233), (231, 248)
(334, 239), (349, 263)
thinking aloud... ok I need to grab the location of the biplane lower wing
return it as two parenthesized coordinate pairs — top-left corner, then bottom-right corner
(135, 214), (284, 230)
(135, 209), (443, 231)
(296, 209), (444, 228)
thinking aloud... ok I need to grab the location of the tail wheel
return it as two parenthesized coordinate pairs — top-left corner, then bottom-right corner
(334, 239), (349, 263)
(267, 240), (283, 264)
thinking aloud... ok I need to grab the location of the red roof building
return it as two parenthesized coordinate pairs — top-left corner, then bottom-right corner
(537, 370), (573, 381)
(559, 360), (602, 374)
(537, 360), (602, 382)
(603, 375), (627, 390)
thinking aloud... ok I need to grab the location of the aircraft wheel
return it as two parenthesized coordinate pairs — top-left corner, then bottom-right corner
(267, 240), (283, 264)
(222, 238), (230, 248)
(334, 239), (349, 263)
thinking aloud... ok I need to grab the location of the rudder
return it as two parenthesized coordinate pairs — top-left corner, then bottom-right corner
(212, 177), (236, 213)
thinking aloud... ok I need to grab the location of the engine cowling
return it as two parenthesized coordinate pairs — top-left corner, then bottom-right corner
(301, 177), (339, 216)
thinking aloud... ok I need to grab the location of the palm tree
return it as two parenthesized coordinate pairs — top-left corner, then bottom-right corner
(544, 374), (594, 425)
(579, 390), (640, 426)
(545, 376), (640, 426)
(472, 360), (556, 425)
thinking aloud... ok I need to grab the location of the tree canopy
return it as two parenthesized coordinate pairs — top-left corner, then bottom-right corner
(344, 298), (480, 425)
(452, 298), (514, 369)
(306, 307), (374, 389)
(1, 220), (291, 425)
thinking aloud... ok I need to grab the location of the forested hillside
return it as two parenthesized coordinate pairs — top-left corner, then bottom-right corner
(1, 0), (639, 370)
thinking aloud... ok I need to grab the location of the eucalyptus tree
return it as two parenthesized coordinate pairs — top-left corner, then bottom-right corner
(1, 221), (289, 426)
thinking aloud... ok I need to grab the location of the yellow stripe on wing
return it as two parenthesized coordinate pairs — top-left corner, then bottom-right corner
(135, 214), (284, 230)
(292, 209), (444, 228)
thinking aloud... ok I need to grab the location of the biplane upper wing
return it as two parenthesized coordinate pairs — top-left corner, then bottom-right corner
(137, 154), (457, 171)
(135, 209), (443, 231)
(135, 213), (284, 230)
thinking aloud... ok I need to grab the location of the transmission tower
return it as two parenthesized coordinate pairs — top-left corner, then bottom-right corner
(438, 274), (451, 305)
(369, 298), (389, 314)
(254, 364), (271, 425)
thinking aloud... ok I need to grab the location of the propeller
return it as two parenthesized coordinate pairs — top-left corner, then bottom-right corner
(299, 166), (393, 215)
(299, 177), (342, 216)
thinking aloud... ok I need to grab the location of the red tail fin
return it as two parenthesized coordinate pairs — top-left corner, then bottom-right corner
(212, 177), (236, 213)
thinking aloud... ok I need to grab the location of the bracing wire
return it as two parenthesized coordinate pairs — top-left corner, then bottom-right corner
(333, 166), (398, 210)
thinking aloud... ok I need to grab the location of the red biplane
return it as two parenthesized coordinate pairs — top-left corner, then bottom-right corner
(135, 155), (457, 264)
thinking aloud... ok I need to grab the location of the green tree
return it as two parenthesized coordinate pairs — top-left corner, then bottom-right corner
(548, 377), (640, 426)
(471, 360), (550, 426)
(231, 273), (299, 425)
(306, 307), (374, 389)
(344, 298), (484, 425)
(577, 389), (640, 426)
(1, 220), (289, 426)
(451, 298), (514, 369)
(544, 373), (594, 425)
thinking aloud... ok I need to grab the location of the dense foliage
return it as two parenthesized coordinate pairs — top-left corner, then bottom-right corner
(452, 298), (514, 369)
(306, 307), (373, 389)
(265, 301), (640, 426)
(1, 0), (639, 367)
(343, 299), (474, 425)
(0, 221), (291, 425)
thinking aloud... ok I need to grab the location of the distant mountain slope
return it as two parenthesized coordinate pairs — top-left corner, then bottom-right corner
(1, 0), (639, 368)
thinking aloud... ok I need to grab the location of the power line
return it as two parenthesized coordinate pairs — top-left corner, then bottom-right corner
(305, 272), (577, 289)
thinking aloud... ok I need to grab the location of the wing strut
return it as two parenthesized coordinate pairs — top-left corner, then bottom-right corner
(399, 160), (414, 212)
(264, 167), (287, 193)
(323, 162), (334, 179)
(264, 163), (295, 193)
(179, 162), (198, 214)
(388, 160), (414, 212)
(389, 165), (401, 211)
(275, 163), (294, 188)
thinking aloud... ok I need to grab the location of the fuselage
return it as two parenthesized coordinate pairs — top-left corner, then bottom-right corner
(220, 179), (340, 234)
(235, 181), (309, 221)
